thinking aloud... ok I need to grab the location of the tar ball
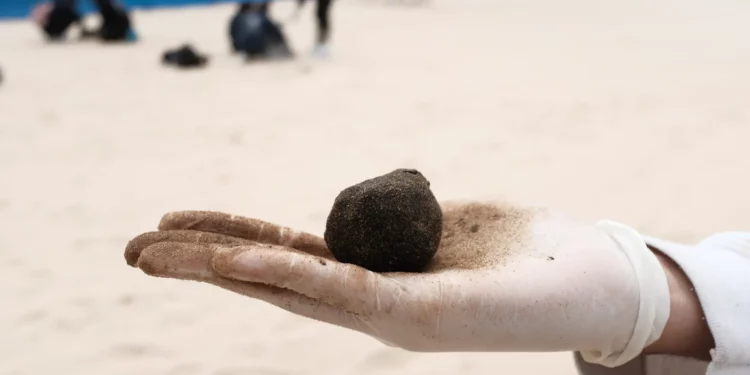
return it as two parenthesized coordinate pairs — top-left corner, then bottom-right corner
(324, 168), (443, 273)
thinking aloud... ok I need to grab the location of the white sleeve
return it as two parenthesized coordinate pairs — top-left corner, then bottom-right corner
(576, 231), (750, 375)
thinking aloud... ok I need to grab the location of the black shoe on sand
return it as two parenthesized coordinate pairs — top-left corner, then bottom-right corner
(162, 44), (209, 69)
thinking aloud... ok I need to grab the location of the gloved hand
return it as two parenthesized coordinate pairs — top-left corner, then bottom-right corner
(124, 201), (670, 368)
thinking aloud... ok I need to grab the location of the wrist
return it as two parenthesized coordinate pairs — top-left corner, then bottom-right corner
(643, 249), (714, 360)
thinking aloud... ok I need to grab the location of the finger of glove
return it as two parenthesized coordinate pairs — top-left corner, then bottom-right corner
(158, 211), (331, 259)
(135, 241), (367, 333)
(212, 245), (397, 317)
(207, 277), (370, 335)
(124, 230), (255, 267)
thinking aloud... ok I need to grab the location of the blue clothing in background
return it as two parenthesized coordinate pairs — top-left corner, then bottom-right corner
(229, 8), (291, 58)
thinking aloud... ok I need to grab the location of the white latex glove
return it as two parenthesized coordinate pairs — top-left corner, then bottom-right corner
(124, 201), (670, 368)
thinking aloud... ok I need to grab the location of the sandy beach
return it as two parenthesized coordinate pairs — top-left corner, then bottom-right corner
(1, 0), (749, 374)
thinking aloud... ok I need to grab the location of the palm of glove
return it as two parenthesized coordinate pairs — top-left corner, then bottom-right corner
(125, 201), (640, 354)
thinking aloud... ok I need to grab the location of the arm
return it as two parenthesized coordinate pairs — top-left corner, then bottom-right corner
(644, 232), (750, 374)
(643, 251), (714, 360)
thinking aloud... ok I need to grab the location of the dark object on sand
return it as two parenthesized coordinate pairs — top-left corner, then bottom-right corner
(324, 169), (443, 273)
(40, 0), (135, 42)
(94, 3), (134, 42)
(229, 3), (293, 60)
(162, 44), (209, 69)
(41, 3), (81, 40)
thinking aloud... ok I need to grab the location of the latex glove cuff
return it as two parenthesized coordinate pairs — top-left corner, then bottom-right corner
(580, 221), (671, 368)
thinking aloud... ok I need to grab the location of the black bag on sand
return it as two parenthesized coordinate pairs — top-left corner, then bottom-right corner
(162, 44), (209, 69)
(229, 9), (293, 60)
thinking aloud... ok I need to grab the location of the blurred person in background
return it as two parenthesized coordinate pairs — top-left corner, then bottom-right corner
(229, 2), (293, 60)
(31, 0), (136, 42)
(229, 0), (334, 59)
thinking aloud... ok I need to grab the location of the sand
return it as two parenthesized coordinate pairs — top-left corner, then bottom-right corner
(0, 0), (748, 374)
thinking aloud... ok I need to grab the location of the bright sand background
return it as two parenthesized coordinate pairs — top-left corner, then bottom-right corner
(1, 0), (749, 374)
